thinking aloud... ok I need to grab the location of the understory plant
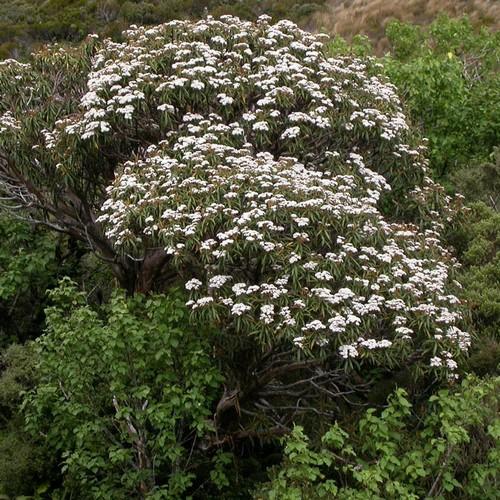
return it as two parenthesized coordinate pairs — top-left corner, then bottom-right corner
(384, 16), (500, 181)
(24, 279), (222, 498)
(256, 375), (499, 499)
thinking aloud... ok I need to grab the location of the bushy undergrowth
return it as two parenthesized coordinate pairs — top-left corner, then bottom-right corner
(0, 343), (51, 497)
(24, 280), (222, 498)
(256, 376), (499, 499)
(0, 217), (58, 345)
(383, 16), (500, 181)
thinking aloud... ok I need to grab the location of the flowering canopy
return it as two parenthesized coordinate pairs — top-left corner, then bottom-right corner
(0, 16), (468, 376)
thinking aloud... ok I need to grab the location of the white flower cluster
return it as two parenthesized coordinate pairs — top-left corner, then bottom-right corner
(0, 111), (20, 134)
(32, 16), (468, 375)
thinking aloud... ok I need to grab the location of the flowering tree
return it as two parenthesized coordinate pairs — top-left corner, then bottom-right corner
(0, 16), (469, 438)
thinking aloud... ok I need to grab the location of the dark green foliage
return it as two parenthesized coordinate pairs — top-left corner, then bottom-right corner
(0, 343), (51, 497)
(0, 0), (326, 58)
(451, 147), (500, 209)
(0, 217), (59, 345)
(24, 280), (222, 498)
(455, 203), (500, 375)
(0, 214), (111, 345)
(0, 217), (91, 495)
(255, 376), (499, 499)
(0, 343), (37, 416)
(326, 33), (373, 58)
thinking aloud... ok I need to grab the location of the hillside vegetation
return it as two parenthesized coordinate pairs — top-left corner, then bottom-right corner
(314, 0), (499, 52)
(0, 0), (326, 58)
(1, 0), (499, 58)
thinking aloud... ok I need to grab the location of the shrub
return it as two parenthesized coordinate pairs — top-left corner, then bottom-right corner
(0, 217), (58, 345)
(451, 147), (500, 209)
(384, 16), (500, 181)
(0, 213), (111, 345)
(24, 279), (222, 498)
(453, 203), (500, 375)
(255, 375), (500, 499)
(0, 343), (50, 497)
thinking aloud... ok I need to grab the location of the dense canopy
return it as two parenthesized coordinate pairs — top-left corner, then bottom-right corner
(0, 16), (468, 376)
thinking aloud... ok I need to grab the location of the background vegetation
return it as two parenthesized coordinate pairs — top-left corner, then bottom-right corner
(0, 0), (327, 59)
(314, 0), (499, 53)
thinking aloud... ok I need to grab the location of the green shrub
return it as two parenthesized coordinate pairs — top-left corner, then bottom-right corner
(0, 214), (109, 345)
(451, 147), (500, 209)
(256, 376), (500, 499)
(384, 16), (500, 181)
(24, 279), (222, 498)
(453, 203), (500, 375)
(0, 217), (58, 345)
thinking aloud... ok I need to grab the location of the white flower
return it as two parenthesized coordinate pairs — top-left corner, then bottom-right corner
(191, 80), (205, 90)
(280, 126), (300, 139)
(293, 299), (306, 309)
(158, 103), (176, 113)
(260, 304), (275, 324)
(185, 278), (202, 290)
(430, 356), (442, 367)
(116, 104), (134, 120)
(302, 320), (326, 331)
(231, 303), (251, 316)
(242, 112), (256, 122)
(339, 345), (359, 359)
(208, 275), (232, 289)
(191, 297), (214, 309)
(328, 315), (346, 333)
(253, 121), (270, 132)
(218, 93), (234, 106)
(315, 271), (333, 281)
(395, 327), (413, 335)
(260, 241), (276, 252)
(293, 336), (305, 348)
(345, 314), (361, 325)
(292, 216), (309, 227)
(446, 358), (458, 370)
